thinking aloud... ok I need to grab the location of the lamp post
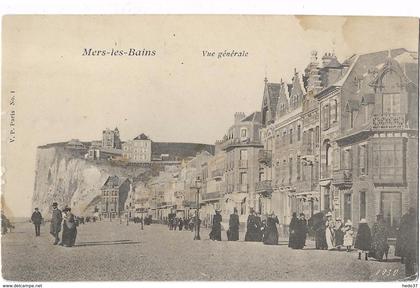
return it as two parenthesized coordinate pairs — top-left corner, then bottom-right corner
(192, 176), (201, 240)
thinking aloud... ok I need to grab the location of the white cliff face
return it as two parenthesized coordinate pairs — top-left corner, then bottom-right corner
(32, 146), (148, 216)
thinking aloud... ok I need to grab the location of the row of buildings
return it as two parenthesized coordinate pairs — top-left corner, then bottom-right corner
(99, 48), (418, 236)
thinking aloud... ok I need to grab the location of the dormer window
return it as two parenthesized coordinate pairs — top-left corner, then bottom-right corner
(383, 93), (401, 114)
(240, 128), (248, 138)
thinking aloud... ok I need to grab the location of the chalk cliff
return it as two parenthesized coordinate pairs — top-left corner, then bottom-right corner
(32, 145), (149, 216)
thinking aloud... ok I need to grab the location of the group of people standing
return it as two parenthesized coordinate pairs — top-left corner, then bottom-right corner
(49, 202), (78, 247)
(207, 208), (281, 245)
(168, 213), (196, 232)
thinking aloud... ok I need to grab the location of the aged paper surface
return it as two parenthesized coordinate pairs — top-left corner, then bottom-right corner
(1, 15), (419, 282)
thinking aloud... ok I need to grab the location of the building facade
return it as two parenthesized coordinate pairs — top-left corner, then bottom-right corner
(122, 133), (152, 163)
(102, 127), (122, 149)
(220, 112), (263, 224)
(100, 176), (131, 219)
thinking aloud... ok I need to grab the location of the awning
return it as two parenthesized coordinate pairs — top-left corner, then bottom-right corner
(289, 191), (320, 201)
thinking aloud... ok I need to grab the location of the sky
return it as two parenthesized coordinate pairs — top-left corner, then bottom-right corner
(1, 15), (418, 217)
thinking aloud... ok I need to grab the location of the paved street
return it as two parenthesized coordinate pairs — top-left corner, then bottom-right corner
(1, 220), (408, 281)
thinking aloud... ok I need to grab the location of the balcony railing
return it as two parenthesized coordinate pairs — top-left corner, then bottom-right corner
(238, 160), (248, 169)
(201, 191), (223, 201)
(174, 191), (184, 198)
(332, 169), (353, 186)
(255, 180), (273, 194)
(211, 169), (224, 179)
(258, 150), (272, 166)
(371, 113), (407, 130)
(221, 137), (262, 150)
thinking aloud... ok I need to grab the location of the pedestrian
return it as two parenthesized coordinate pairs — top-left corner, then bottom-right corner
(263, 211), (279, 245)
(227, 208), (239, 241)
(395, 207), (418, 278)
(343, 220), (353, 252)
(325, 212), (335, 250)
(178, 217), (183, 231)
(209, 209), (222, 241)
(1, 211), (14, 235)
(311, 212), (327, 250)
(371, 214), (389, 261)
(245, 208), (259, 242)
(255, 213), (264, 242)
(354, 218), (371, 260)
(50, 202), (62, 245)
(172, 217), (178, 231)
(288, 212), (298, 248)
(334, 218), (344, 250)
(31, 208), (43, 236)
(60, 207), (77, 247)
(295, 213), (308, 249)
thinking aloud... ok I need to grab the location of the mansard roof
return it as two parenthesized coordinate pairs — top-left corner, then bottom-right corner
(134, 133), (150, 140)
(262, 81), (281, 114)
(241, 111), (262, 123)
(102, 175), (129, 189)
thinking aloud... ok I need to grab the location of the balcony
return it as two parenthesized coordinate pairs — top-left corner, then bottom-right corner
(201, 191), (223, 201)
(332, 169), (353, 187)
(211, 169), (224, 180)
(371, 113), (408, 130)
(258, 150), (272, 166)
(174, 191), (184, 198)
(255, 180), (273, 197)
(238, 160), (248, 169)
(221, 137), (263, 150)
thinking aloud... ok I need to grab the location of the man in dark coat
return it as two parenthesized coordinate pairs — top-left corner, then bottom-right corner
(228, 208), (240, 241)
(245, 208), (259, 242)
(395, 207), (418, 278)
(31, 208), (43, 236)
(288, 212), (298, 248)
(354, 218), (372, 260)
(263, 212), (279, 245)
(371, 214), (389, 261)
(209, 210), (222, 241)
(50, 202), (62, 245)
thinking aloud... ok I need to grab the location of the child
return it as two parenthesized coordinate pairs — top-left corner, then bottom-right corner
(343, 220), (354, 252)
(354, 218), (372, 260)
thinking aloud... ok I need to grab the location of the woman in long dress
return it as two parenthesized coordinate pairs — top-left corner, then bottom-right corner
(325, 212), (335, 250)
(60, 207), (77, 247)
(288, 213), (298, 248)
(209, 210), (222, 241)
(263, 212), (279, 245)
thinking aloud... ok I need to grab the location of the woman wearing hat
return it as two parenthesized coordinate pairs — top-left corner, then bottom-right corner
(60, 207), (77, 247)
(209, 209), (222, 241)
(343, 220), (354, 252)
(325, 212), (335, 250)
(354, 218), (371, 260)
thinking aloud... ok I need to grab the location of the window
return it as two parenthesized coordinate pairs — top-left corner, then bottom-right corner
(342, 147), (352, 170)
(315, 126), (320, 147)
(359, 144), (368, 175)
(297, 125), (301, 141)
(289, 128), (293, 144)
(359, 191), (366, 220)
(350, 110), (354, 129)
(344, 193), (352, 222)
(330, 99), (338, 122)
(240, 150), (248, 160)
(383, 93), (401, 113)
(241, 128), (248, 138)
(322, 104), (330, 130)
(297, 156), (301, 180)
(381, 192), (401, 236)
(372, 141), (404, 181)
(259, 172), (264, 182)
(289, 157), (293, 182)
(241, 198), (246, 215)
(240, 172), (247, 185)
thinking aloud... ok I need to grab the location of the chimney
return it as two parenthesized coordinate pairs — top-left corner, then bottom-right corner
(234, 112), (246, 124)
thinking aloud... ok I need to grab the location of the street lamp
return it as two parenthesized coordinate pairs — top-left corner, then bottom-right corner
(191, 176), (202, 240)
